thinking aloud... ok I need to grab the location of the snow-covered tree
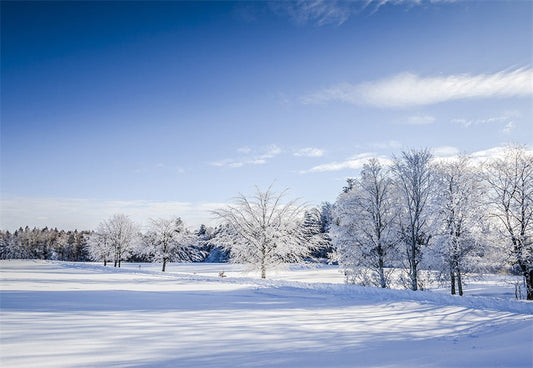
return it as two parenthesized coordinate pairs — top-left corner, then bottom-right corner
(392, 149), (434, 291)
(431, 156), (487, 296)
(212, 186), (311, 278)
(333, 159), (397, 288)
(319, 202), (334, 234)
(87, 223), (113, 266)
(90, 214), (138, 267)
(301, 208), (332, 260)
(484, 145), (533, 299)
(144, 217), (192, 271)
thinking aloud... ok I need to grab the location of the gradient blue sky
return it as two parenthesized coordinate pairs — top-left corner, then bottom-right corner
(1, 0), (532, 230)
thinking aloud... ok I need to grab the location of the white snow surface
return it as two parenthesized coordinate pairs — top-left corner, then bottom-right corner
(1, 261), (532, 367)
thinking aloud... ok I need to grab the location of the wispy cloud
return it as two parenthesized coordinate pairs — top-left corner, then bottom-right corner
(365, 0), (457, 13)
(270, 0), (353, 26)
(451, 112), (520, 128)
(502, 121), (515, 135)
(300, 152), (392, 173)
(406, 115), (435, 125)
(210, 144), (282, 168)
(294, 147), (325, 157)
(303, 68), (533, 108)
(451, 111), (519, 134)
(260, 145), (282, 159)
(270, 0), (455, 26)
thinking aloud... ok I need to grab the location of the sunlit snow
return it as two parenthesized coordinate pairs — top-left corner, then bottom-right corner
(1, 261), (532, 367)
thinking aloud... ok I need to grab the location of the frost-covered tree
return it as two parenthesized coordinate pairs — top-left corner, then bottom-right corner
(431, 156), (487, 296)
(90, 214), (138, 267)
(212, 186), (310, 278)
(484, 145), (533, 299)
(333, 159), (397, 288)
(319, 202), (334, 234)
(392, 149), (434, 291)
(0, 231), (11, 260)
(87, 224), (113, 266)
(144, 217), (191, 271)
(301, 208), (332, 260)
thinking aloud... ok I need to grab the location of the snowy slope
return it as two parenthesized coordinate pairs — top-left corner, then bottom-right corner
(1, 260), (532, 367)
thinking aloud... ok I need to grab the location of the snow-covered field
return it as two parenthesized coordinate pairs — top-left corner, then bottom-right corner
(1, 261), (532, 367)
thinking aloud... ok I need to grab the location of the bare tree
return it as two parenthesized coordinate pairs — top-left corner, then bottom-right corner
(333, 159), (397, 288)
(212, 185), (310, 279)
(392, 149), (434, 291)
(484, 145), (533, 299)
(432, 156), (486, 296)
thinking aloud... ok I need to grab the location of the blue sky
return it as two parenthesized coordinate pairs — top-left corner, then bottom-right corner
(1, 0), (532, 230)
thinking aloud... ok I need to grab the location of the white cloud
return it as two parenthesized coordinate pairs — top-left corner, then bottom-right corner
(300, 152), (392, 173)
(0, 197), (225, 231)
(210, 145), (282, 168)
(294, 147), (325, 157)
(303, 68), (533, 108)
(432, 146), (460, 157)
(502, 121), (515, 135)
(470, 146), (509, 161)
(433, 144), (533, 164)
(259, 144), (282, 159)
(300, 144), (533, 173)
(406, 115), (435, 125)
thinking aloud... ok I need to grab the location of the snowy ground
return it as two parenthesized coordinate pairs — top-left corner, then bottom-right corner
(1, 261), (532, 367)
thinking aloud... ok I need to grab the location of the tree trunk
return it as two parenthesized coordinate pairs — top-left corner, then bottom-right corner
(517, 261), (532, 300)
(378, 266), (386, 289)
(118, 259), (121, 268)
(103, 259), (107, 267)
(457, 268), (463, 296)
(450, 270), (456, 295)
(261, 242), (266, 279)
(114, 259), (117, 267)
(410, 242), (418, 291)
(524, 266), (533, 300)
(378, 245), (386, 288)
(162, 258), (167, 272)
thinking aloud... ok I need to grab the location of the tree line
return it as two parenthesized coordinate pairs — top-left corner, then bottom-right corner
(1, 145), (531, 299)
(0, 213), (333, 268)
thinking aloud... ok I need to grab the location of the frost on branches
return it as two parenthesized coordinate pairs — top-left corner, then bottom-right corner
(88, 214), (138, 267)
(392, 149), (434, 291)
(213, 186), (312, 279)
(143, 217), (193, 272)
(484, 145), (533, 299)
(333, 159), (397, 288)
(430, 155), (488, 296)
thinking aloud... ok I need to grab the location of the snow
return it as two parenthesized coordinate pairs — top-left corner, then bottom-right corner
(1, 261), (532, 367)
